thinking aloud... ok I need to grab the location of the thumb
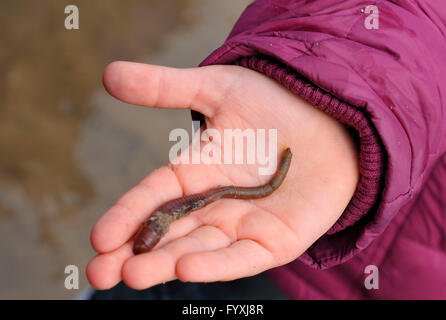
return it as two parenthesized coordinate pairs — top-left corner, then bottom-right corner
(102, 61), (226, 117)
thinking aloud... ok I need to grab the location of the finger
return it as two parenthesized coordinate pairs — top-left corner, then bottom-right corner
(86, 242), (134, 290)
(90, 165), (183, 253)
(176, 239), (277, 283)
(102, 61), (229, 117)
(175, 208), (303, 283)
(91, 155), (231, 254)
(122, 225), (233, 290)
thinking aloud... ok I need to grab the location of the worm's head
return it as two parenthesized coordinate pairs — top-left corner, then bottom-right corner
(132, 220), (162, 255)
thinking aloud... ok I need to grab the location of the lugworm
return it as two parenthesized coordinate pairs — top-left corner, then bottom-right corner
(132, 147), (292, 255)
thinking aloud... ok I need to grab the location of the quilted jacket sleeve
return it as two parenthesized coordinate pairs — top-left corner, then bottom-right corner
(196, 0), (446, 269)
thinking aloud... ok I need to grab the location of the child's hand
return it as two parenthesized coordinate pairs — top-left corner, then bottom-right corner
(86, 61), (359, 290)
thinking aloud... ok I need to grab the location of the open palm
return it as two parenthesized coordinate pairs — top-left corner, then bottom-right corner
(86, 61), (359, 290)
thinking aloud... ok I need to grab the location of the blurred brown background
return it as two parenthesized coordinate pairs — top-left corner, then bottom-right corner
(0, 0), (251, 299)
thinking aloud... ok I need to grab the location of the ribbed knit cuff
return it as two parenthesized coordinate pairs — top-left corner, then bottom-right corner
(235, 56), (385, 237)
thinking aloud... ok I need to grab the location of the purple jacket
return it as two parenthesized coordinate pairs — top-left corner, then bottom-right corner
(199, 0), (446, 299)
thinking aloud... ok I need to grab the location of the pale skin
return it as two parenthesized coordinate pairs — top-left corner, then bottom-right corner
(86, 61), (360, 290)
